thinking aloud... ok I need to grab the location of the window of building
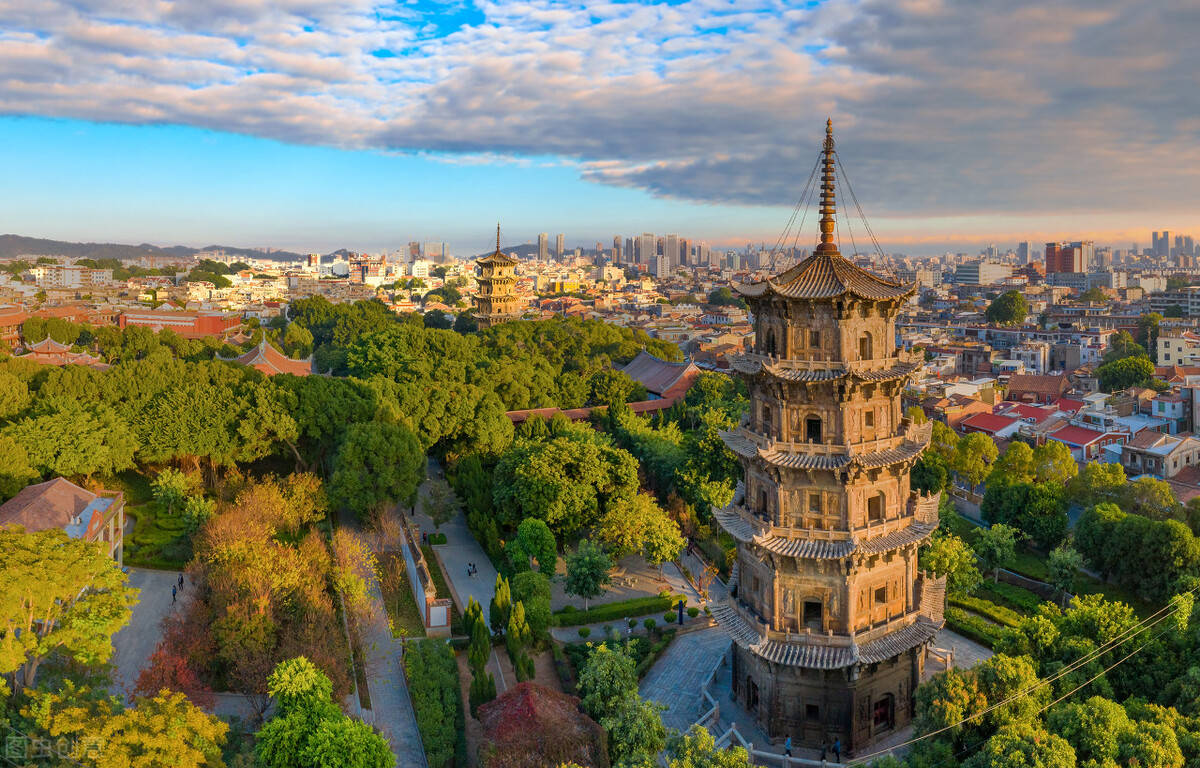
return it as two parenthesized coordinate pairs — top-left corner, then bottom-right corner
(806, 704), (821, 721)
(864, 409), (875, 428)
(808, 493), (821, 514)
(803, 600), (823, 630)
(760, 490), (770, 516)
(867, 492), (884, 522)
(766, 328), (777, 356)
(806, 416), (822, 444)
(810, 329), (820, 349)
(874, 586), (887, 605)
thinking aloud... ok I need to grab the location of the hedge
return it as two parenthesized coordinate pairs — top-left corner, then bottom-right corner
(948, 595), (1022, 627)
(405, 639), (466, 768)
(975, 582), (1044, 614)
(551, 594), (684, 627)
(944, 607), (1002, 649)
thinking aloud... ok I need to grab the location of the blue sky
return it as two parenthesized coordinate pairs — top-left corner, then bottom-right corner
(0, 0), (1196, 255)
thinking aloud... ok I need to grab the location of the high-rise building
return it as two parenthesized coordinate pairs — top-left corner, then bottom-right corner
(1045, 242), (1085, 273)
(556, 233), (565, 257)
(537, 233), (549, 261)
(407, 242), (421, 259)
(664, 234), (679, 271)
(613, 236), (622, 263)
(473, 225), (523, 329)
(625, 238), (634, 266)
(713, 121), (942, 753)
(638, 233), (656, 265)
(1017, 241), (1032, 264)
(423, 242), (446, 263)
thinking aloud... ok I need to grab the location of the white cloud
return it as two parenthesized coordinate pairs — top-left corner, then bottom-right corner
(0, 0), (1196, 218)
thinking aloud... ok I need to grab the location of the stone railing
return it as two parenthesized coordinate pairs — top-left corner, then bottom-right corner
(852, 610), (919, 646)
(916, 571), (947, 624)
(910, 491), (941, 526)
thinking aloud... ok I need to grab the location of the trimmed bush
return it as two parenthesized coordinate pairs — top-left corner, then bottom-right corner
(577, 626), (591, 638)
(663, 612), (676, 625)
(975, 582), (1044, 614)
(627, 618), (638, 629)
(404, 639), (465, 768)
(687, 606), (700, 618)
(643, 618), (656, 632)
(427, 532), (447, 545)
(948, 595), (1022, 627)
(551, 594), (684, 627)
(943, 607), (1001, 648)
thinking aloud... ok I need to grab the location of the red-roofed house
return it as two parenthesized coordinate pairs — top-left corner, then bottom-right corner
(996, 402), (1058, 425)
(227, 340), (314, 376)
(621, 350), (699, 401)
(1056, 398), (1085, 414)
(1005, 373), (1070, 404)
(0, 478), (124, 564)
(118, 309), (241, 339)
(1047, 424), (1122, 461)
(960, 412), (1020, 438)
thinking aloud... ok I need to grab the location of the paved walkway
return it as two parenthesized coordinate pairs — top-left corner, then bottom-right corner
(417, 460), (498, 615)
(359, 582), (429, 768)
(639, 626), (731, 731)
(110, 567), (188, 699)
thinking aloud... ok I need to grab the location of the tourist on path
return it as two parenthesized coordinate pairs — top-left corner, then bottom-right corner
(171, 585), (177, 603)
(832, 738), (841, 762)
(784, 736), (792, 757)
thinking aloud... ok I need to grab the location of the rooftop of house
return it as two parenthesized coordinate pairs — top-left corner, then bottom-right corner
(0, 477), (117, 536)
(1048, 424), (1107, 446)
(620, 350), (699, 397)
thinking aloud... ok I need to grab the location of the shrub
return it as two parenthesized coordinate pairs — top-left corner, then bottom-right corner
(975, 582), (1044, 614)
(643, 618), (656, 632)
(578, 627), (591, 638)
(948, 595), (1022, 627)
(663, 612), (676, 625)
(404, 639), (464, 768)
(943, 607), (1001, 648)
(687, 606), (700, 618)
(628, 619), (638, 629)
(551, 594), (683, 627)
(427, 532), (447, 545)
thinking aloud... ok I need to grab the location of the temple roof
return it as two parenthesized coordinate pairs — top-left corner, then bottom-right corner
(736, 250), (914, 302)
(225, 340), (314, 376)
(621, 350), (699, 398)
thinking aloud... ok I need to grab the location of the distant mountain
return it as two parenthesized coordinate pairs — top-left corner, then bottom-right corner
(0, 234), (305, 262)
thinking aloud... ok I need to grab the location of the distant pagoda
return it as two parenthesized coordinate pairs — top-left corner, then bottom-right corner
(711, 120), (944, 754)
(473, 224), (522, 328)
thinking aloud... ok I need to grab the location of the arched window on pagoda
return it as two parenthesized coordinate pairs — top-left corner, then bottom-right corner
(867, 491), (885, 523)
(766, 327), (778, 356)
(805, 416), (822, 444)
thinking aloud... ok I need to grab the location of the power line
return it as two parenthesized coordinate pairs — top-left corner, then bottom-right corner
(833, 150), (886, 259)
(767, 151), (822, 272)
(847, 587), (1198, 765)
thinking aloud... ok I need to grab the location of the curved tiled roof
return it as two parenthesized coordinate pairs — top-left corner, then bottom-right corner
(736, 251), (915, 302)
(477, 250), (518, 267)
(621, 350), (699, 397)
(730, 355), (921, 384)
(720, 430), (927, 472)
(710, 600), (941, 669)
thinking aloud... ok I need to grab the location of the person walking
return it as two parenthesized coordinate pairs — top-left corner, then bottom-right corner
(784, 735), (792, 758)
(171, 584), (177, 604)
(832, 738), (841, 763)
(178, 573), (184, 589)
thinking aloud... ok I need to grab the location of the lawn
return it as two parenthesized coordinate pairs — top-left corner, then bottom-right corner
(378, 552), (426, 639)
(123, 501), (191, 570)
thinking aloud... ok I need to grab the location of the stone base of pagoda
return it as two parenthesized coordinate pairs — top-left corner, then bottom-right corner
(726, 639), (925, 756)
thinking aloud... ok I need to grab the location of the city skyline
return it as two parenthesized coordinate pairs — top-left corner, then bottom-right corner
(1, 1), (1198, 254)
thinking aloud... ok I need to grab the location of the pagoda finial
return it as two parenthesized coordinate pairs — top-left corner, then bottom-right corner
(496, 222), (501, 254)
(817, 118), (839, 255)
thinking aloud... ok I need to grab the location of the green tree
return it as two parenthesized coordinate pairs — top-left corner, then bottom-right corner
(930, 420), (959, 463)
(912, 452), (950, 494)
(666, 725), (753, 768)
(0, 528), (136, 689)
(1079, 286), (1109, 303)
(467, 617), (496, 716)
(976, 654), (1049, 730)
(1068, 462), (1126, 508)
(577, 643), (638, 721)
(642, 510), (685, 573)
(565, 539), (612, 610)
(964, 725), (1076, 768)
(1032, 440), (1079, 486)
(490, 573), (512, 634)
(981, 482), (1068, 549)
(0, 372), (31, 420)
(1124, 476), (1179, 520)
(510, 570), (552, 639)
(151, 467), (196, 515)
(506, 601), (534, 682)
(914, 668), (988, 749)
(304, 717), (395, 768)
(587, 369), (647, 407)
(920, 531), (982, 595)
(602, 695), (667, 767)
(973, 523), (1018, 582)
(954, 431), (999, 489)
(1136, 312), (1163, 358)
(7, 402), (138, 479)
(1102, 330), (1146, 363)
(988, 441), (1035, 487)
(329, 421), (424, 517)
(510, 517), (557, 574)
(706, 287), (746, 308)
(1047, 544), (1083, 606)
(421, 478), (457, 530)
(1097, 355), (1155, 392)
(0, 434), (37, 500)
(986, 290), (1029, 326)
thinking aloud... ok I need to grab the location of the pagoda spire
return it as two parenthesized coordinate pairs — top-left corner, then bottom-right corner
(495, 222), (501, 254)
(817, 118), (839, 255)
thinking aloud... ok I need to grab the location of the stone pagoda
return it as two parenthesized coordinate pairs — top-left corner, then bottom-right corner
(711, 120), (944, 754)
(473, 224), (522, 328)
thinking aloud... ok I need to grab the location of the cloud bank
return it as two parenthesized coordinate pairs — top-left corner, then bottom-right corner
(2, 0), (1197, 218)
